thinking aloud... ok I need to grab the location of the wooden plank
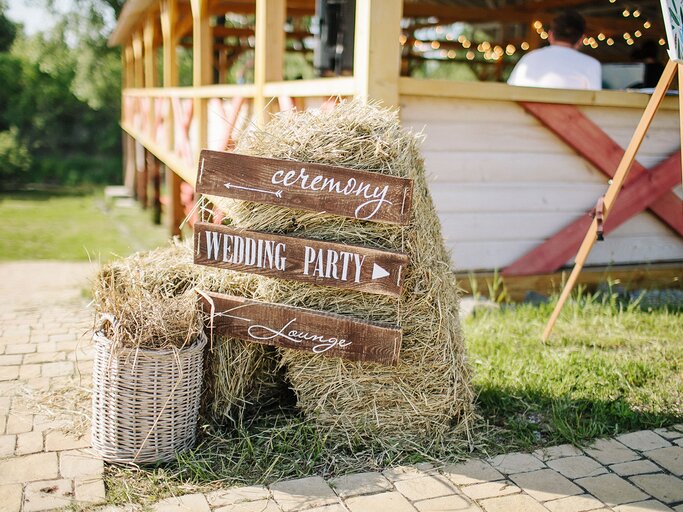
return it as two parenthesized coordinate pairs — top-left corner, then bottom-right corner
(199, 291), (401, 365)
(194, 223), (408, 297)
(398, 78), (680, 111)
(459, 263), (683, 302)
(503, 151), (683, 276)
(196, 150), (414, 225)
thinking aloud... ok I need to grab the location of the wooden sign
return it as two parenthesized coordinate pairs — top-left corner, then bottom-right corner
(199, 292), (402, 365)
(194, 222), (408, 297)
(196, 150), (413, 225)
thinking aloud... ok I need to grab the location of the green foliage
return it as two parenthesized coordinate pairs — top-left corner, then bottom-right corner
(0, 127), (31, 186)
(0, 2), (16, 52)
(0, 2), (122, 188)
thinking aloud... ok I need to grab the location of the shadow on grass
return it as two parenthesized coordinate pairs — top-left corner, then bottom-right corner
(476, 388), (681, 450)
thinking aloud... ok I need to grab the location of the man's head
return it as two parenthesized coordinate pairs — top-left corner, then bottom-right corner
(549, 10), (586, 48)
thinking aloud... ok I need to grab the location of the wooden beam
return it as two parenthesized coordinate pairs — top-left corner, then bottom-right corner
(354, 0), (403, 106)
(191, 0), (212, 156)
(461, 263), (683, 302)
(401, 3), (661, 34)
(254, 0), (285, 126)
(503, 151), (682, 277)
(132, 31), (144, 88)
(161, 0), (183, 237)
(519, 102), (683, 238)
(210, 0), (314, 16)
(143, 15), (157, 145)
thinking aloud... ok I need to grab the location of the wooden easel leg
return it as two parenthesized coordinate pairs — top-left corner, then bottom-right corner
(542, 59), (679, 342)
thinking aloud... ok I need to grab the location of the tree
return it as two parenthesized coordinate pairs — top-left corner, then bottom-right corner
(0, 1), (16, 52)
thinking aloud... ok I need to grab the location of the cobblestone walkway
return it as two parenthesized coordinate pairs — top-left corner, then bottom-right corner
(1, 262), (682, 512)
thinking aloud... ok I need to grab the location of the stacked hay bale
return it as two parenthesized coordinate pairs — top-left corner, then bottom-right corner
(92, 241), (282, 425)
(210, 101), (474, 444)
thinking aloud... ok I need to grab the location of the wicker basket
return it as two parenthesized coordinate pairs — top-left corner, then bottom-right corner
(91, 331), (207, 464)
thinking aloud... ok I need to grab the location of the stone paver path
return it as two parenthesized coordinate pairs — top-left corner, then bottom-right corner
(1, 262), (682, 512)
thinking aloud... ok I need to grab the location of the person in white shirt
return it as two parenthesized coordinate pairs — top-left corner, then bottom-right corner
(508, 10), (601, 90)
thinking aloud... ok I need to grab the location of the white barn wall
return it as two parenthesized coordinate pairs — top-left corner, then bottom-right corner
(400, 95), (683, 272)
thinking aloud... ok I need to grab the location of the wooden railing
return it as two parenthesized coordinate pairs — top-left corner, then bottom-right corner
(121, 78), (356, 183)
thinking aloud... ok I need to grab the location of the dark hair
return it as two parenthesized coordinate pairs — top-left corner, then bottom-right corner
(551, 10), (586, 45)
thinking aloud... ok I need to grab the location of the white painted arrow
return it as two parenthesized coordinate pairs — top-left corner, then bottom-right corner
(371, 263), (390, 280)
(224, 182), (283, 198)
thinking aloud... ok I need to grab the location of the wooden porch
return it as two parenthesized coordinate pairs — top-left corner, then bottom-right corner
(110, 0), (683, 291)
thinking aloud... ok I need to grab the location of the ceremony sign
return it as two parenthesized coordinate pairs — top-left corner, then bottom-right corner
(194, 222), (408, 297)
(196, 150), (414, 225)
(199, 292), (402, 365)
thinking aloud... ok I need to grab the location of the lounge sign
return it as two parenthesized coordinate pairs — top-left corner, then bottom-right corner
(194, 223), (408, 297)
(199, 292), (402, 365)
(195, 150), (414, 225)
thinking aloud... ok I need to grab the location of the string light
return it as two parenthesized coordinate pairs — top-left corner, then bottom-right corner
(591, 41), (599, 48)
(607, 38), (615, 45)
(633, 9), (641, 17)
(659, 38), (666, 45)
(533, 20), (543, 30)
(643, 21), (651, 29)
(598, 33), (606, 41)
(505, 44), (516, 55)
(634, 30), (642, 37)
(482, 41), (491, 51)
(462, 40), (471, 48)
(540, 31), (548, 39)
(521, 41), (530, 50)
(431, 41), (440, 49)
(446, 33), (454, 41)
(447, 49), (456, 58)
(435, 26), (444, 34)
(626, 38), (634, 45)
(622, 9), (630, 17)
(623, 32), (631, 39)
(466, 51), (475, 60)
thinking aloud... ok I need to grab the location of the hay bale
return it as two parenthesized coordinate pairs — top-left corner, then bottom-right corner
(211, 101), (474, 443)
(92, 241), (281, 424)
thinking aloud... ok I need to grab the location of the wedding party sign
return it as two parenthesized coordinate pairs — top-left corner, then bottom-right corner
(199, 292), (402, 365)
(194, 223), (408, 297)
(195, 150), (414, 225)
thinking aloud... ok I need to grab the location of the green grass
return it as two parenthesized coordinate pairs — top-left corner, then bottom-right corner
(466, 290), (683, 449)
(103, 290), (682, 506)
(0, 189), (171, 261)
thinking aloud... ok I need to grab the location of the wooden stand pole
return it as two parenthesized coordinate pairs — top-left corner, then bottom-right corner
(542, 59), (679, 342)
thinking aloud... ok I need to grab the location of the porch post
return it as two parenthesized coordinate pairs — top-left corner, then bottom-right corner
(191, 0), (212, 156)
(161, 0), (184, 236)
(353, 0), (402, 106)
(254, 0), (285, 126)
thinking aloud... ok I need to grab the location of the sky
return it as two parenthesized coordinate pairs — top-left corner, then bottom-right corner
(6, 0), (70, 35)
